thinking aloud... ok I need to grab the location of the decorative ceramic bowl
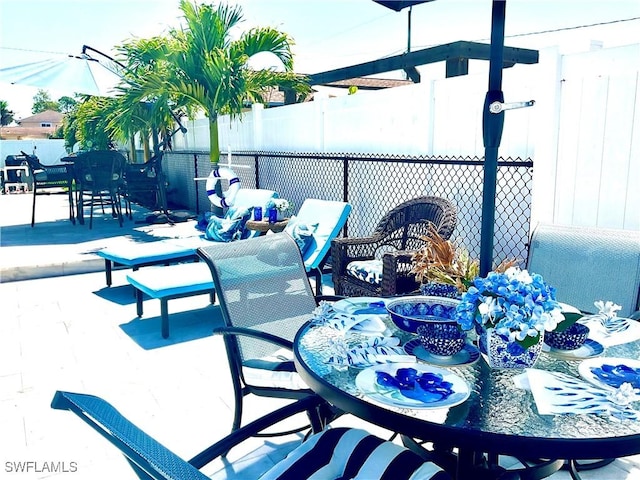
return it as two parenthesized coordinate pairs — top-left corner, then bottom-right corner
(385, 296), (460, 333)
(544, 323), (590, 350)
(417, 322), (466, 356)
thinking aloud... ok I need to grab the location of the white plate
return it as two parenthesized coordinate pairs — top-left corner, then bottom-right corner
(404, 339), (480, 367)
(333, 297), (388, 316)
(542, 338), (604, 360)
(354, 362), (470, 410)
(578, 357), (640, 391)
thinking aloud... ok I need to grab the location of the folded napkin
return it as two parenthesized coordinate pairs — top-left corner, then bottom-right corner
(515, 368), (639, 421)
(311, 301), (388, 335)
(326, 336), (415, 368)
(576, 300), (640, 347)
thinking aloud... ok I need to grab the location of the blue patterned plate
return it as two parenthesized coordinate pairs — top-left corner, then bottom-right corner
(404, 339), (479, 367)
(542, 338), (604, 360)
(355, 362), (470, 409)
(579, 357), (640, 391)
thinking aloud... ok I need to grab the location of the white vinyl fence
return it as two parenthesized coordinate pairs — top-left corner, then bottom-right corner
(173, 43), (639, 233)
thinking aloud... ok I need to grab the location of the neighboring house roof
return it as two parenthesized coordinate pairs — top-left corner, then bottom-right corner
(261, 77), (411, 106)
(1, 110), (63, 139)
(17, 110), (64, 125)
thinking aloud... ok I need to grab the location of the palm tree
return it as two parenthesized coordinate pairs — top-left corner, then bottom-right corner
(120, 0), (309, 166)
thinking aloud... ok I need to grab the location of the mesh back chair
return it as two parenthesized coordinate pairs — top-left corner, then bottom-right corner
(22, 151), (74, 227)
(73, 150), (126, 229)
(51, 391), (452, 480)
(527, 223), (640, 478)
(527, 223), (640, 317)
(197, 233), (338, 434)
(331, 196), (457, 297)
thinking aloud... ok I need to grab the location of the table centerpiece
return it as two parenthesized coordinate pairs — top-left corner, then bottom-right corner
(455, 266), (564, 369)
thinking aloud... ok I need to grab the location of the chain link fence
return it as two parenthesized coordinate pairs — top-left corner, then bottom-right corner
(163, 151), (533, 266)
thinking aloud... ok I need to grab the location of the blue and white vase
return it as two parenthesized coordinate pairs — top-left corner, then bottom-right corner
(478, 328), (544, 369)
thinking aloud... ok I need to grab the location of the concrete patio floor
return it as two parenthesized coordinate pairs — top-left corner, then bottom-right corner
(0, 191), (638, 479)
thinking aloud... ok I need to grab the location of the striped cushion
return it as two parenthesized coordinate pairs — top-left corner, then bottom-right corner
(260, 427), (450, 480)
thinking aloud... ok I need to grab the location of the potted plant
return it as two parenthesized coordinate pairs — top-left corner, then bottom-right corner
(411, 224), (515, 298)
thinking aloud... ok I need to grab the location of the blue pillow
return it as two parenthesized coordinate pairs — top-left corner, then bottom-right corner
(204, 207), (252, 242)
(284, 216), (318, 256)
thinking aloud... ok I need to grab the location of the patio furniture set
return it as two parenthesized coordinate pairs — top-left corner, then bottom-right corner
(49, 186), (640, 479)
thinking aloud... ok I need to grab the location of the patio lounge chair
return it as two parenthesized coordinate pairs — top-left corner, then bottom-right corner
(124, 198), (351, 338)
(197, 232), (343, 434)
(284, 198), (352, 295)
(96, 188), (278, 286)
(51, 391), (452, 479)
(331, 196), (457, 297)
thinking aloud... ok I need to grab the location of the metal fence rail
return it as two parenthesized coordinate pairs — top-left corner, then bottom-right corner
(163, 151), (533, 266)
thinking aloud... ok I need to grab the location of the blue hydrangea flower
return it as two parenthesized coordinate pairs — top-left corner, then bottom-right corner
(455, 267), (563, 349)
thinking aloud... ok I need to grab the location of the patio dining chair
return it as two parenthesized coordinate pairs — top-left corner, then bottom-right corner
(73, 150), (127, 229)
(197, 233), (343, 434)
(526, 222), (640, 479)
(527, 223), (640, 317)
(21, 151), (75, 227)
(51, 391), (452, 479)
(331, 195), (457, 297)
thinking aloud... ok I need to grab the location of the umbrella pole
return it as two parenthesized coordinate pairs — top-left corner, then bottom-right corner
(480, 0), (506, 275)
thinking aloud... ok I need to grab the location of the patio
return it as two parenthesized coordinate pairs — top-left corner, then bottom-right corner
(0, 191), (638, 479)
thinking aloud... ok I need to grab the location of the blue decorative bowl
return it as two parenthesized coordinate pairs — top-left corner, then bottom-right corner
(544, 323), (590, 350)
(419, 282), (461, 299)
(417, 322), (466, 356)
(385, 296), (460, 333)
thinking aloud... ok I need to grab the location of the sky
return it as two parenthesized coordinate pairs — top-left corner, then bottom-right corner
(1, 0), (639, 119)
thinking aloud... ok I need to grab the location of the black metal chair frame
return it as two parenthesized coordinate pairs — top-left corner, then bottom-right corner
(73, 151), (126, 229)
(197, 233), (342, 435)
(21, 151), (75, 228)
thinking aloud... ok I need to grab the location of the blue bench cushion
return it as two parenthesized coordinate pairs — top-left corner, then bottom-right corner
(97, 237), (209, 266)
(346, 259), (383, 285)
(126, 263), (213, 299)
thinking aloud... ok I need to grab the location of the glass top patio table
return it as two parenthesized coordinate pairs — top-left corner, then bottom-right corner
(294, 314), (640, 478)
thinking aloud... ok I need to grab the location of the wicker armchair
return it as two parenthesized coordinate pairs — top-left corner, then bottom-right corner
(331, 196), (457, 297)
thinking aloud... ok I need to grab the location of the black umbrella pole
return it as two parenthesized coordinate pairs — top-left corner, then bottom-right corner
(480, 0), (507, 276)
